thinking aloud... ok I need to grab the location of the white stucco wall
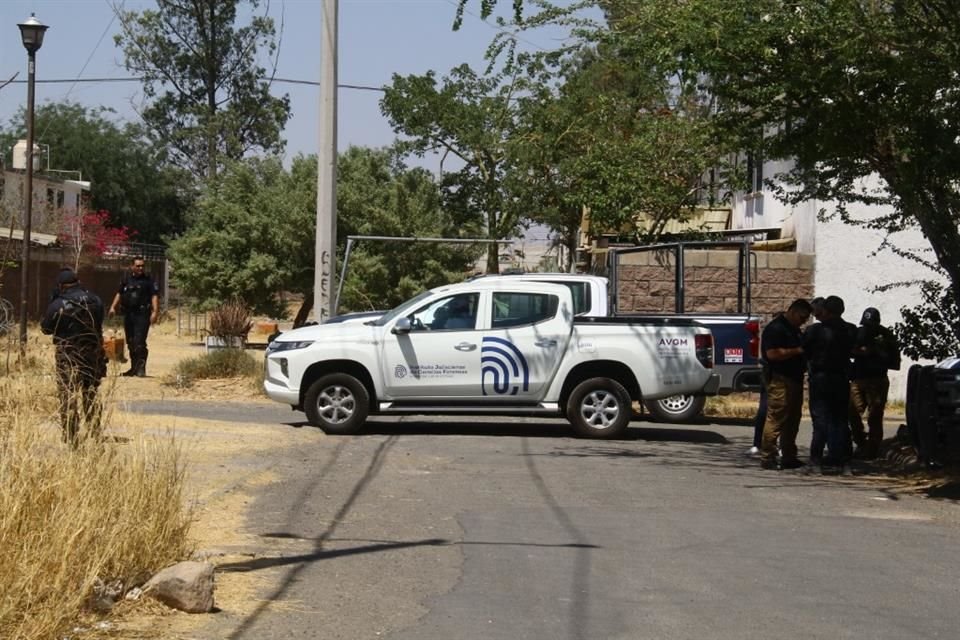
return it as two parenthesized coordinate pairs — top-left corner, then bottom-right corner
(733, 170), (941, 400)
(730, 159), (818, 254)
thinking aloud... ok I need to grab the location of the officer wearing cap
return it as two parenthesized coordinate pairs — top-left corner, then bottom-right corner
(850, 307), (900, 459)
(803, 295), (855, 472)
(41, 269), (107, 446)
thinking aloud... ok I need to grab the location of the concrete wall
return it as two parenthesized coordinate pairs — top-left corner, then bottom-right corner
(615, 248), (814, 319)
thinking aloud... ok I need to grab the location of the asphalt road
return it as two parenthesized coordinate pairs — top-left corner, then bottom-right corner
(129, 402), (960, 639)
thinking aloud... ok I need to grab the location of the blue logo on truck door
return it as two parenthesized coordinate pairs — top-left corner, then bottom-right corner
(481, 337), (529, 396)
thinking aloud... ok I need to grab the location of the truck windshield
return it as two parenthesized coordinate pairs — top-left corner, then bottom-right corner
(369, 290), (434, 326)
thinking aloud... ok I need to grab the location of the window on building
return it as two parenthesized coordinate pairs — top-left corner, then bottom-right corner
(746, 152), (764, 194)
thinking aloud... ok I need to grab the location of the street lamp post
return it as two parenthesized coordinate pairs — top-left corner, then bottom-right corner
(16, 14), (48, 352)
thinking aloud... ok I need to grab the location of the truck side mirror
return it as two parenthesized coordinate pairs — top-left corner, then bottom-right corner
(392, 317), (412, 334)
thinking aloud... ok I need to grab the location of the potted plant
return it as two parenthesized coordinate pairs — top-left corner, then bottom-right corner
(205, 298), (253, 352)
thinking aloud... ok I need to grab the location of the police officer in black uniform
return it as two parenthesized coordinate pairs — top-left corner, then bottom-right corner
(108, 256), (160, 377)
(41, 269), (107, 446)
(803, 295), (855, 472)
(759, 298), (813, 470)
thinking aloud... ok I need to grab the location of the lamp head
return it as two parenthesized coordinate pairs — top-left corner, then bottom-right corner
(18, 14), (48, 55)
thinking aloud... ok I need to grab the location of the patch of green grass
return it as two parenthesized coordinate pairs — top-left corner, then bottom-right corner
(168, 348), (260, 388)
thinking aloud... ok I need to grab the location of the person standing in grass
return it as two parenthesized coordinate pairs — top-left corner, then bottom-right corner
(108, 256), (160, 377)
(41, 269), (107, 447)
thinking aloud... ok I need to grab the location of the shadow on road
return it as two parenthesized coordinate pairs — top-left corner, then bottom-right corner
(335, 418), (731, 445)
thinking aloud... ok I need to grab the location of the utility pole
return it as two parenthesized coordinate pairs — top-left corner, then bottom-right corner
(314, 0), (338, 322)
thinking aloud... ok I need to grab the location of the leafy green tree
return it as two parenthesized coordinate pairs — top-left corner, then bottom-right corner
(0, 101), (190, 243)
(167, 156), (313, 319)
(507, 46), (732, 265)
(115, 0), (291, 181)
(893, 279), (960, 361)
(169, 148), (479, 324)
(601, 0), (960, 345)
(336, 146), (482, 312)
(381, 65), (522, 273)
(465, 0), (960, 348)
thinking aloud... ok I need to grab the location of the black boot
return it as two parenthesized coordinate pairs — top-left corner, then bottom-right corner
(122, 356), (141, 377)
(135, 357), (146, 377)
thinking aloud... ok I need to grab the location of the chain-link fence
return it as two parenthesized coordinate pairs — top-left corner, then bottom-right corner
(0, 297), (13, 335)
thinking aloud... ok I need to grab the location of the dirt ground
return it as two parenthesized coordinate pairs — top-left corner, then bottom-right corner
(93, 318), (305, 639)
(86, 318), (933, 638)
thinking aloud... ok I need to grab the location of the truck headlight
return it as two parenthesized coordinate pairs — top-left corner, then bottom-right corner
(267, 340), (314, 354)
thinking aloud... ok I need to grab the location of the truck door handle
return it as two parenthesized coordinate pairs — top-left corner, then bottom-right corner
(454, 342), (477, 352)
(535, 339), (557, 348)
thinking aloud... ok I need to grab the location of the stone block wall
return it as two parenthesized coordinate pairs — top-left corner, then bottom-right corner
(616, 249), (815, 319)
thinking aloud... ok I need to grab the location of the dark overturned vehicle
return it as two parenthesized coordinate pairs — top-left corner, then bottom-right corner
(906, 357), (960, 467)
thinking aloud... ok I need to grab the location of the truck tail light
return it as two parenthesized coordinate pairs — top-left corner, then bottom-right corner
(695, 334), (714, 369)
(745, 320), (760, 359)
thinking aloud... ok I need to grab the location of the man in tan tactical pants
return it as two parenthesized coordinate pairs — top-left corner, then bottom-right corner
(759, 299), (813, 470)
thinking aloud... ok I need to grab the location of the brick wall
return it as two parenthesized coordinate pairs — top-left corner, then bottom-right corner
(616, 249), (815, 319)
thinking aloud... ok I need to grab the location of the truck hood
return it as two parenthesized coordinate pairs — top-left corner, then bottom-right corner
(268, 321), (374, 348)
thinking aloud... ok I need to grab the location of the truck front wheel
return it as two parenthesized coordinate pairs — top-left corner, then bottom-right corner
(567, 378), (631, 439)
(304, 373), (370, 435)
(645, 395), (706, 423)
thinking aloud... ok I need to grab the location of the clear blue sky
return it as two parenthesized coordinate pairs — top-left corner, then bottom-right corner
(0, 0), (561, 163)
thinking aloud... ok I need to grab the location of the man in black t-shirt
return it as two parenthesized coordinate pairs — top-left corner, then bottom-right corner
(108, 256), (160, 377)
(759, 298), (813, 470)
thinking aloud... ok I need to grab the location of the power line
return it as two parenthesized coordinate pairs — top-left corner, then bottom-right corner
(7, 77), (386, 91)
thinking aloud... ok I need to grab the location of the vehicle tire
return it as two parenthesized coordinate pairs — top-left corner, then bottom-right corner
(566, 377), (632, 439)
(304, 373), (370, 435)
(645, 395), (706, 424)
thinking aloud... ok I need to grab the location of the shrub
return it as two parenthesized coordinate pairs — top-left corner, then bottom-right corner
(208, 298), (253, 340)
(169, 348), (261, 387)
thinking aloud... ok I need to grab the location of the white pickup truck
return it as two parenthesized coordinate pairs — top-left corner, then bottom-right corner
(264, 280), (719, 439)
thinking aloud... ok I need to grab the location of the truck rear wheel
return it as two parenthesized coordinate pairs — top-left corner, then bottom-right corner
(645, 395), (706, 423)
(304, 373), (370, 435)
(567, 377), (631, 439)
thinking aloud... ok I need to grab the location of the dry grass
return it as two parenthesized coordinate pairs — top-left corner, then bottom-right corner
(0, 342), (192, 640)
(165, 348), (261, 389)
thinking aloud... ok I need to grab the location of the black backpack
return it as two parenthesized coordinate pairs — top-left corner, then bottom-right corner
(879, 327), (902, 371)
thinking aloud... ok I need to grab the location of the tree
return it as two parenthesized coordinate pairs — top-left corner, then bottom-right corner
(168, 148), (479, 324)
(57, 208), (136, 271)
(0, 101), (190, 243)
(114, 0), (291, 181)
(506, 45), (732, 266)
(167, 156), (313, 319)
(381, 65), (522, 273)
(600, 0), (960, 346)
(464, 0), (960, 348)
(335, 146), (482, 311)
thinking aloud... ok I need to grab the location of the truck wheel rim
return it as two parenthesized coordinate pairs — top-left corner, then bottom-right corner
(317, 385), (355, 424)
(580, 390), (620, 429)
(659, 395), (693, 414)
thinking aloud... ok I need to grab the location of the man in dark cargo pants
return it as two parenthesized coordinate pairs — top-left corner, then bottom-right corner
(759, 299), (813, 470)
